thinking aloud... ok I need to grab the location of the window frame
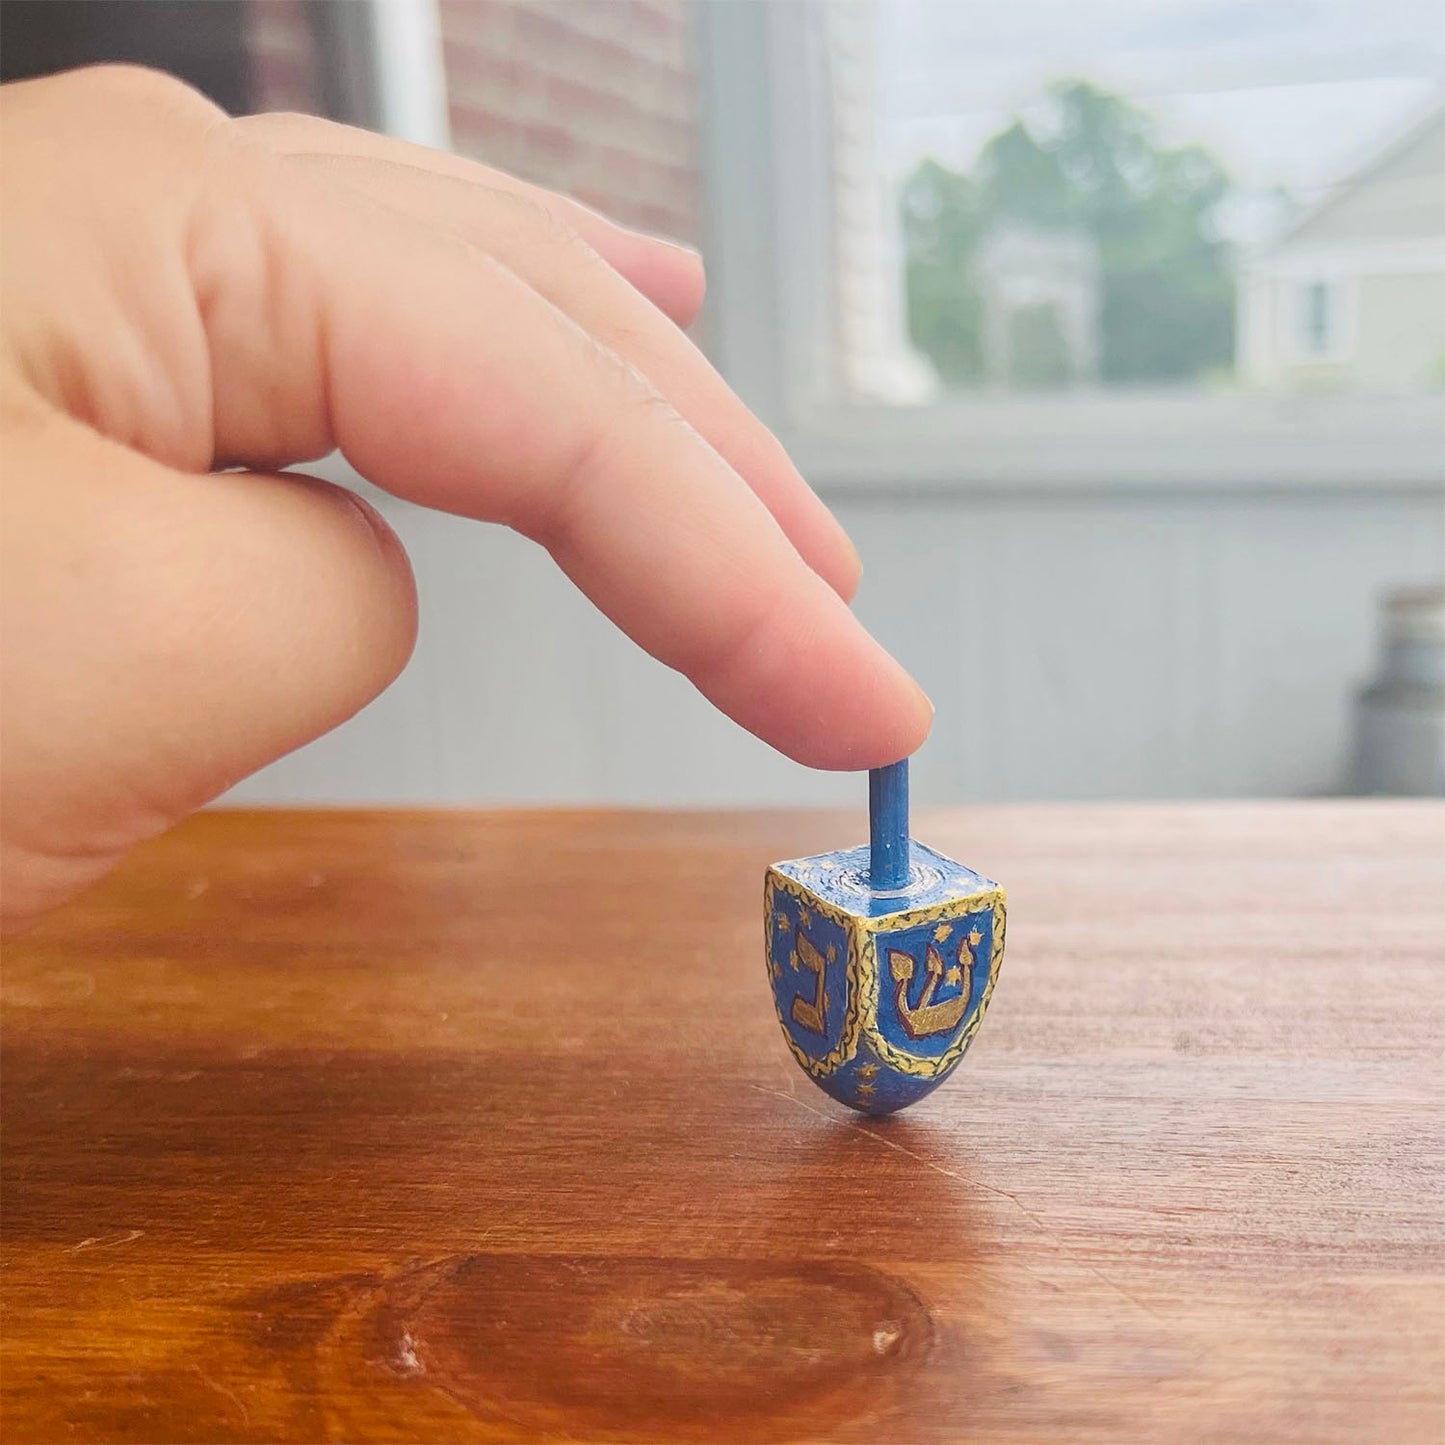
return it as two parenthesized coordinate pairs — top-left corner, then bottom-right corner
(365, 0), (451, 148)
(1287, 274), (1357, 366)
(692, 0), (1444, 495)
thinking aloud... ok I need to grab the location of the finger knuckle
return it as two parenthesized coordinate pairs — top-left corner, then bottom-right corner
(234, 111), (324, 147)
(72, 63), (224, 126)
(526, 348), (681, 543)
(487, 186), (596, 261)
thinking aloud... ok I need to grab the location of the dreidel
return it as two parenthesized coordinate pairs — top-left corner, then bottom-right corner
(763, 759), (1006, 1115)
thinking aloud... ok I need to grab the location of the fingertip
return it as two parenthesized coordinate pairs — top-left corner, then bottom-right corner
(703, 573), (936, 773)
(562, 191), (707, 327)
(794, 522), (860, 604)
(642, 235), (706, 329)
(731, 432), (861, 602)
(833, 529), (863, 603)
(670, 244), (707, 326)
(831, 667), (934, 772)
(821, 616), (934, 770)
(772, 681), (933, 772)
(900, 679), (935, 756)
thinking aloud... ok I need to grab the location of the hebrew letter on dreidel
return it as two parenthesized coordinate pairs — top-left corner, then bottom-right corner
(789, 933), (829, 1034)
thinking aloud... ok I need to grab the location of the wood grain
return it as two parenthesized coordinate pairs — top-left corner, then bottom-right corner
(2, 803), (1441, 1444)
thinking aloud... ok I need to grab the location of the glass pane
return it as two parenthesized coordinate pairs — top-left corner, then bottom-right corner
(832, 0), (1445, 401)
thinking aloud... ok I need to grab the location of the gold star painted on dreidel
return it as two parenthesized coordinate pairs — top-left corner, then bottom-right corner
(798, 907), (813, 931)
(773, 909), (789, 932)
(826, 943), (837, 963)
(856, 1082), (876, 1099)
(857, 1062), (879, 1082)
(968, 928), (983, 948)
(933, 922), (952, 944)
(944, 966), (963, 988)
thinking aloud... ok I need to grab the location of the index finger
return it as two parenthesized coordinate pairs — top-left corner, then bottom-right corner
(205, 154), (932, 769)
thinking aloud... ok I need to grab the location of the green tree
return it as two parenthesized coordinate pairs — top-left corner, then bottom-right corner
(901, 159), (985, 386)
(901, 80), (1236, 388)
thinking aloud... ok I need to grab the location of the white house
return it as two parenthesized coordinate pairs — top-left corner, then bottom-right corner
(974, 223), (1100, 390)
(1237, 102), (1445, 393)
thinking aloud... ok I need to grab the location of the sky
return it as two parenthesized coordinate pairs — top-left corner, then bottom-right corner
(871, 0), (1444, 238)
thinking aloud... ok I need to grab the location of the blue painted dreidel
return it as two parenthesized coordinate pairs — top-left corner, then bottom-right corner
(764, 759), (1006, 1115)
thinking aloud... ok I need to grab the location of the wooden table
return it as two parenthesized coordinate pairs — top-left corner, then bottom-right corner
(2, 804), (1441, 1444)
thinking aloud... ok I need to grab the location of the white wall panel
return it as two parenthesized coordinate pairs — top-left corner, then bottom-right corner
(226, 487), (1444, 806)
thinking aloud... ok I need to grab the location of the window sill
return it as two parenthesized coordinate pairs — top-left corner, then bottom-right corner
(780, 392), (1445, 495)
(303, 390), (1443, 511)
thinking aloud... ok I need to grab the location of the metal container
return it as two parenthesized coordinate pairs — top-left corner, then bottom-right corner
(1350, 585), (1445, 796)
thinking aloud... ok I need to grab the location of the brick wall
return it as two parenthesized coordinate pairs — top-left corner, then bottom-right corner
(243, 0), (701, 246)
(244, 0), (319, 114)
(441, 0), (700, 244)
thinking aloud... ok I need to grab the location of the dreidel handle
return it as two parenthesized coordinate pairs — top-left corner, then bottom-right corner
(868, 759), (910, 890)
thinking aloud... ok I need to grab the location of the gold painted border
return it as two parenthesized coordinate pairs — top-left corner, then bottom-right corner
(863, 895), (1007, 1078)
(764, 866), (859, 932)
(764, 869), (871, 1079)
(855, 887), (1004, 933)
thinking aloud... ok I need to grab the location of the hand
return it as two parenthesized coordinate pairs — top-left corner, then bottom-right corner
(0, 66), (932, 931)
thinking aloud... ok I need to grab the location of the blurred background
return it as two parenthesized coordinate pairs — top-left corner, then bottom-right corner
(4, 0), (1443, 804)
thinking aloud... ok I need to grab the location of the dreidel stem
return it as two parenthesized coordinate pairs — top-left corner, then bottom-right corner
(869, 759), (910, 890)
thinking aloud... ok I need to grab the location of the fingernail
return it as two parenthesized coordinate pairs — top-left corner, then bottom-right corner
(652, 234), (703, 265)
(646, 230), (696, 252)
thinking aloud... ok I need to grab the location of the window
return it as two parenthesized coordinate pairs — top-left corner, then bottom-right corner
(1289, 276), (1356, 364)
(696, 0), (1445, 488)
(1303, 282), (1334, 358)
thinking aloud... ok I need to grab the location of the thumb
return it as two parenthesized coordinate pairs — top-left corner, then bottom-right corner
(0, 407), (416, 931)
